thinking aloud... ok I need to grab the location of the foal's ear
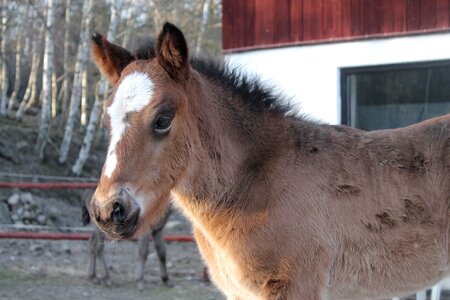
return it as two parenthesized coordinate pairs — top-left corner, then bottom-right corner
(91, 33), (135, 85)
(156, 23), (189, 80)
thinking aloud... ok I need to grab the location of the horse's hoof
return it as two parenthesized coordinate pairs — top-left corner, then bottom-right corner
(97, 277), (112, 286)
(104, 279), (113, 287)
(163, 278), (174, 288)
(89, 277), (100, 285)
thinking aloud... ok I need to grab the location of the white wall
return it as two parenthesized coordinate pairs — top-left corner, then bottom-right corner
(225, 32), (450, 125)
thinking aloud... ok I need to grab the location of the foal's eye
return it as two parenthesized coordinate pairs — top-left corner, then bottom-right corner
(153, 113), (175, 135)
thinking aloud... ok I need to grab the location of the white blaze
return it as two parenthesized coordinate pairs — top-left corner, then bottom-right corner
(104, 72), (154, 178)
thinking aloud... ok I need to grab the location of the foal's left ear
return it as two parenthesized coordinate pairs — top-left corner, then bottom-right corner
(156, 23), (189, 80)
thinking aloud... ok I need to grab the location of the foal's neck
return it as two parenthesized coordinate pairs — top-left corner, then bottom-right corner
(175, 73), (294, 220)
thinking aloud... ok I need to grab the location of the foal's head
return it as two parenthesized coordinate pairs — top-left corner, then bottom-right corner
(90, 23), (197, 239)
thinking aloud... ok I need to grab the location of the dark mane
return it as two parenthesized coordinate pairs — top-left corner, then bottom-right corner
(132, 38), (156, 60)
(132, 42), (295, 117)
(190, 57), (295, 116)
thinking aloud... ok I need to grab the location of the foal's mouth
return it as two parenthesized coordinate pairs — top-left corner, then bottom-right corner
(95, 206), (141, 240)
(114, 208), (140, 238)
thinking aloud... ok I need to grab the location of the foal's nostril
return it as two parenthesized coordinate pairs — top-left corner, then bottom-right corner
(111, 202), (125, 224)
(90, 200), (102, 223)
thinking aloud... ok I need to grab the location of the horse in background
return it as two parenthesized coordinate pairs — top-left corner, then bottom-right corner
(82, 190), (172, 289)
(88, 22), (450, 299)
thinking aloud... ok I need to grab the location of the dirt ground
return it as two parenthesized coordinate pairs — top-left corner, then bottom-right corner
(0, 189), (225, 299)
(0, 236), (224, 300)
(1, 236), (449, 300)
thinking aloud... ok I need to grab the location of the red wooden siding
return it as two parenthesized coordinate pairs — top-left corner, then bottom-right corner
(222, 0), (450, 52)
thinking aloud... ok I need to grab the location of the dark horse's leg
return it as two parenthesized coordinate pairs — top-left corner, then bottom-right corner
(88, 229), (111, 285)
(152, 225), (173, 287)
(136, 233), (150, 290)
(135, 209), (173, 289)
(87, 230), (97, 280)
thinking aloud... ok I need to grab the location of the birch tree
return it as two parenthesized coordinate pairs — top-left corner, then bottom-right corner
(0, 0), (222, 165)
(15, 25), (44, 120)
(15, 49), (40, 120)
(35, 0), (55, 159)
(51, 70), (57, 118)
(107, 0), (123, 44)
(195, 0), (211, 55)
(58, 0), (93, 164)
(121, 0), (135, 49)
(7, 5), (28, 113)
(60, 0), (72, 116)
(80, 68), (87, 126)
(71, 81), (104, 175)
(72, 0), (123, 175)
(0, 0), (9, 116)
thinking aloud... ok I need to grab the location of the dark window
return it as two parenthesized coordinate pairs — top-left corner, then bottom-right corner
(341, 60), (450, 130)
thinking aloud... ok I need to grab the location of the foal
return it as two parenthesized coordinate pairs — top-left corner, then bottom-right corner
(89, 23), (450, 299)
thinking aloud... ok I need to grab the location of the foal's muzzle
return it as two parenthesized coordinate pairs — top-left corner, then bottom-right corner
(90, 190), (140, 239)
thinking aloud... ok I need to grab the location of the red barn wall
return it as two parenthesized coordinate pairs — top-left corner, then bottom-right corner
(222, 0), (450, 52)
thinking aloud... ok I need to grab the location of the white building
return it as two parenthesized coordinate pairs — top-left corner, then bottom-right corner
(223, 0), (450, 129)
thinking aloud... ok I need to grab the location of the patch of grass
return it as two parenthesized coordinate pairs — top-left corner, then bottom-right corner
(0, 267), (27, 286)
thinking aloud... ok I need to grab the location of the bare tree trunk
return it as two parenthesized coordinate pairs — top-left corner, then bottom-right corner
(58, 0), (93, 164)
(121, 0), (135, 49)
(16, 22), (45, 120)
(106, 0), (122, 43)
(80, 68), (87, 126)
(16, 55), (41, 119)
(60, 0), (72, 117)
(51, 71), (57, 118)
(72, 0), (123, 175)
(195, 0), (211, 55)
(7, 5), (28, 113)
(35, 0), (55, 159)
(15, 54), (37, 119)
(0, 0), (8, 116)
(150, 0), (163, 35)
(71, 82), (104, 175)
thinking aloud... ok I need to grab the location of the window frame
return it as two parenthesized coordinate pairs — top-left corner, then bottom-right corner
(340, 59), (450, 127)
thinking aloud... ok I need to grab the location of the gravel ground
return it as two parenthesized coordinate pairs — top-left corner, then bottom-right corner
(0, 237), (225, 300)
(2, 236), (449, 300)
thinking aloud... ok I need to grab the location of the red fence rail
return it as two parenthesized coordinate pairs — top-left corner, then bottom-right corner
(0, 231), (91, 240)
(0, 231), (195, 242)
(0, 180), (195, 243)
(0, 182), (97, 189)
